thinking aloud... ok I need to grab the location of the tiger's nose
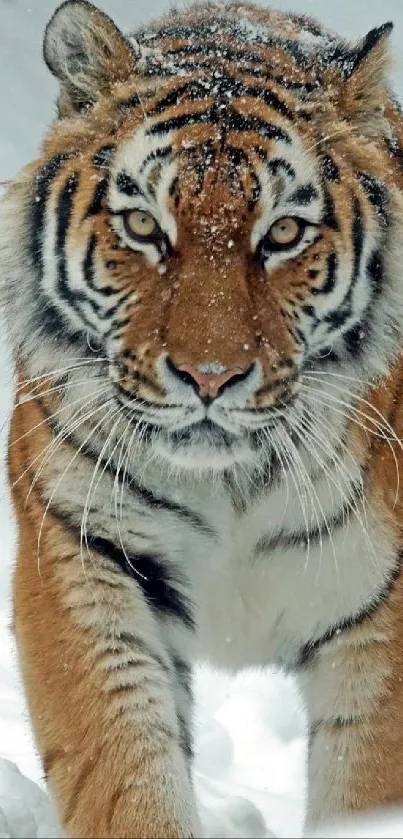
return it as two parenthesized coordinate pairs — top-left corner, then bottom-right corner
(167, 358), (249, 400)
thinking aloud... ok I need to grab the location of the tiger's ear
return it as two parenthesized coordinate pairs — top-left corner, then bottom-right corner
(332, 22), (393, 135)
(43, 0), (137, 116)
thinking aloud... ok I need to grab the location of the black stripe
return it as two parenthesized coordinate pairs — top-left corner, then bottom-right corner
(351, 196), (364, 281)
(227, 111), (291, 143)
(322, 186), (339, 230)
(28, 154), (90, 347)
(226, 144), (260, 206)
(178, 712), (193, 759)
(289, 13), (324, 38)
(55, 171), (97, 332)
(116, 172), (144, 197)
(118, 92), (142, 110)
(102, 632), (171, 675)
(320, 154), (340, 183)
(92, 145), (115, 168)
(312, 252), (337, 295)
(358, 171), (388, 225)
(147, 108), (213, 135)
(172, 656), (192, 697)
(324, 196), (363, 332)
(254, 482), (362, 557)
(149, 72), (295, 120)
(266, 157), (296, 180)
(229, 80), (294, 120)
(45, 404), (215, 537)
(366, 248), (384, 292)
(139, 145), (173, 173)
(116, 371), (164, 395)
(147, 80), (207, 115)
(309, 714), (360, 750)
(45, 493), (195, 628)
(42, 750), (64, 782)
(84, 177), (108, 217)
(30, 153), (70, 274)
(160, 30), (317, 68)
(143, 58), (317, 89)
(56, 172), (80, 304)
(85, 533), (195, 628)
(55, 184), (116, 329)
(297, 558), (401, 667)
(287, 184), (318, 206)
(82, 235), (129, 319)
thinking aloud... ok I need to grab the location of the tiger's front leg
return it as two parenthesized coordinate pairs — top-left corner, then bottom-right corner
(299, 592), (403, 831)
(13, 509), (200, 839)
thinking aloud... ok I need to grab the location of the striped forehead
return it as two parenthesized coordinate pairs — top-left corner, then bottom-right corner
(109, 127), (178, 245)
(108, 107), (322, 242)
(251, 128), (323, 247)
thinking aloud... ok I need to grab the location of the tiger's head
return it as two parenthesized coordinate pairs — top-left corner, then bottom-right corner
(3, 0), (403, 472)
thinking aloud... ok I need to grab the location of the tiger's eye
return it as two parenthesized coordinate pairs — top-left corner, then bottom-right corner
(124, 210), (158, 239)
(268, 217), (302, 247)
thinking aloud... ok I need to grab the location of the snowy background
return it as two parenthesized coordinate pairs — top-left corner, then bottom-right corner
(1, 1), (403, 837)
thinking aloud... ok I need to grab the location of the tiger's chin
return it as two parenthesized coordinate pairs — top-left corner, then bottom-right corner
(152, 420), (257, 472)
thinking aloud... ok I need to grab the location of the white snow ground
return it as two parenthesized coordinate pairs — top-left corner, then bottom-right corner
(2, 1), (403, 837)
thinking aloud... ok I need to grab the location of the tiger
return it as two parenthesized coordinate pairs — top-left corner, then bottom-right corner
(3, 0), (403, 835)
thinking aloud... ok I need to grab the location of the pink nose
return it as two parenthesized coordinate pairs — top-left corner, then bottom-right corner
(177, 363), (245, 398)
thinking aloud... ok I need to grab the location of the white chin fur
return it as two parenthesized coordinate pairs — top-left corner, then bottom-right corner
(152, 436), (257, 472)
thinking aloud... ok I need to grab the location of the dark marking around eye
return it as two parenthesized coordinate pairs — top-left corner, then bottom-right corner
(288, 184), (318, 206)
(116, 172), (144, 197)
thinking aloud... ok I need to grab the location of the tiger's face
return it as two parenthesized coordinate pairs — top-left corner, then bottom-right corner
(4, 0), (403, 472)
(103, 117), (333, 468)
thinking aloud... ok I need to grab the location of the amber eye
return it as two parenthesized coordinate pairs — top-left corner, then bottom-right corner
(267, 217), (305, 249)
(123, 210), (159, 240)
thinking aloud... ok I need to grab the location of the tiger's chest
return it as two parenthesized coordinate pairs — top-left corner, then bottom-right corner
(109, 458), (396, 672)
(184, 479), (396, 671)
(48, 447), (397, 672)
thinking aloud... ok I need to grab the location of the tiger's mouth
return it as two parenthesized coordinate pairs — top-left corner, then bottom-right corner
(137, 414), (261, 470)
(168, 419), (238, 449)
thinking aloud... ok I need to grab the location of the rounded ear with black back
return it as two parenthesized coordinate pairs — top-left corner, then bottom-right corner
(330, 22), (394, 136)
(43, 0), (137, 117)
